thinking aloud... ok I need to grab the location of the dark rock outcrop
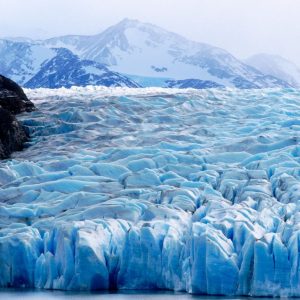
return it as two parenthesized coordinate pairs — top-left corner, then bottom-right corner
(0, 75), (35, 114)
(0, 107), (28, 158)
(0, 75), (34, 159)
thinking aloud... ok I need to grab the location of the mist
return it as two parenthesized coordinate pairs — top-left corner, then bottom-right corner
(0, 0), (300, 64)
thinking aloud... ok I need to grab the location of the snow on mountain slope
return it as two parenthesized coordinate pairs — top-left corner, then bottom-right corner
(25, 48), (140, 88)
(245, 53), (300, 88)
(0, 40), (139, 88)
(0, 40), (56, 85)
(1, 87), (300, 294)
(0, 20), (294, 89)
(43, 19), (291, 88)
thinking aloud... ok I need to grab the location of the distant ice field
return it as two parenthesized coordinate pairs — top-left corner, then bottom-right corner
(1, 87), (300, 295)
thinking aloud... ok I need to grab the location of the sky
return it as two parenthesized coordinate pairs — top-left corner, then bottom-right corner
(0, 0), (300, 65)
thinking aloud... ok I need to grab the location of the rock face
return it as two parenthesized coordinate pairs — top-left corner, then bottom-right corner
(0, 108), (27, 158)
(0, 75), (34, 159)
(0, 75), (35, 114)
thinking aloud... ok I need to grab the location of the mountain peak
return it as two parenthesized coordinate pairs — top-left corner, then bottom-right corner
(40, 20), (292, 88)
(117, 18), (141, 27)
(0, 20), (293, 89)
(107, 18), (168, 35)
(108, 18), (149, 32)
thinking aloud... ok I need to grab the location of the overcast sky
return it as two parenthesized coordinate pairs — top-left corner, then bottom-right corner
(1, 0), (300, 65)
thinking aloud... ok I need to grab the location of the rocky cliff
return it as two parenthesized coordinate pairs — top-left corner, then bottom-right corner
(0, 75), (34, 159)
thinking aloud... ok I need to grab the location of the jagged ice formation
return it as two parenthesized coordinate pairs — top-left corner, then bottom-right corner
(1, 86), (300, 295)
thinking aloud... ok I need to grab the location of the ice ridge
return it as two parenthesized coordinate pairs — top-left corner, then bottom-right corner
(0, 87), (300, 295)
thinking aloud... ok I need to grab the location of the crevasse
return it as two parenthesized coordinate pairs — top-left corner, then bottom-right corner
(1, 86), (300, 296)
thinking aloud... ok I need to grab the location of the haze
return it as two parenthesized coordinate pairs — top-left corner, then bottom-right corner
(0, 0), (300, 65)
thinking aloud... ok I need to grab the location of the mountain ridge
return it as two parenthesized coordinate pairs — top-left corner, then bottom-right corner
(0, 19), (294, 89)
(0, 40), (140, 89)
(245, 53), (300, 88)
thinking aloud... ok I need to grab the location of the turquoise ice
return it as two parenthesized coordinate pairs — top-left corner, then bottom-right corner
(1, 86), (300, 296)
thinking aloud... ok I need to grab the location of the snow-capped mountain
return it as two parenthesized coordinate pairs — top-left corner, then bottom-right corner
(25, 48), (140, 88)
(0, 39), (56, 86)
(245, 53), (300, 88)
(0, 19), (294, 89)
(43, 19), (291, 88)
(0, 40), (139, 88)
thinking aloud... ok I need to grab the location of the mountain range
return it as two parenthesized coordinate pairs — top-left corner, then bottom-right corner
(1, 19), (299, 89)
(245, 53), (300, 88)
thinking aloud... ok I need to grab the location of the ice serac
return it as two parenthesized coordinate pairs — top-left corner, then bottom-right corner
(1, 86), (300, 295)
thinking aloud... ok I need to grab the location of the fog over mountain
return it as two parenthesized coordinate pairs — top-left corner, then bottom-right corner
(245, 54), (300, 88)
(1, 0), (300, 66)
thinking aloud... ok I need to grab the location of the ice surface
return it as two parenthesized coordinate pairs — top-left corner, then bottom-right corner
(1, 86), (300, 295)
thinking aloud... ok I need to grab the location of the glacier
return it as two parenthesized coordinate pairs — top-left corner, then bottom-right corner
(1, 86), (300, 296)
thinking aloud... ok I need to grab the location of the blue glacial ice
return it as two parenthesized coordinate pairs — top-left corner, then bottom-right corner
(1, 86), (300, 295)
